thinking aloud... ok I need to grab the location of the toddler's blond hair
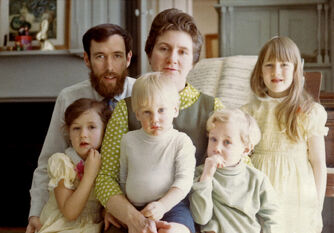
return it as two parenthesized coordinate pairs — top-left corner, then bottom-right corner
(131, 72), (180, 113)
(207, 109), (261, 150)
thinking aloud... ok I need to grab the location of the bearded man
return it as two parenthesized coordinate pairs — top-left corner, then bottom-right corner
(26, 24), (135, 233)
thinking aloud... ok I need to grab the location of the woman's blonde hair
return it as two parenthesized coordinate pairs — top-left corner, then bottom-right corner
(206, 109), (261, 150)
(131, 72), (180, 113)
(250, 36), (314, 141)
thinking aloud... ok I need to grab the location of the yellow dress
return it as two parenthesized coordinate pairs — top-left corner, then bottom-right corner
(242, 96), (328, 233)
(38, 148), (102, 233)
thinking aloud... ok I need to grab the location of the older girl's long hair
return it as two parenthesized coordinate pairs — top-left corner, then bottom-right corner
(250, 36), (314, 141)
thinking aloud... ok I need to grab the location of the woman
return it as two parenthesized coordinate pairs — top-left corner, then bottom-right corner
(96, 8), (223, 233)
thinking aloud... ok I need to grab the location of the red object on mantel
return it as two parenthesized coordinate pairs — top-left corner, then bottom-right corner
(320, 91), (334, 197)
(15, 35), (32, 50)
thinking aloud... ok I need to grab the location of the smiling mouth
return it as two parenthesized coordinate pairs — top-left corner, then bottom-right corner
(271, 79), (283, 83)
(104, 75), (116, 80)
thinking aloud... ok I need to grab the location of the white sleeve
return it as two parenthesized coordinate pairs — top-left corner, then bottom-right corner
(172, 134), (196, 197)
(28, 92), (68, 217)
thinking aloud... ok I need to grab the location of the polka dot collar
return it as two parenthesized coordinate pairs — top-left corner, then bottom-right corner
(179, 83), (200, 110)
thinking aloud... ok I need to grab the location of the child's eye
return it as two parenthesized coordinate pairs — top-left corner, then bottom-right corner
(209, 137), (217, 142)
(89, 125), (96, 130)
(158, 108), (165, 113)
(72, 127), (80, 131)
(179, 49), (187, 55)
(264, 63), (273, 67)
(223, 140), (231, 145)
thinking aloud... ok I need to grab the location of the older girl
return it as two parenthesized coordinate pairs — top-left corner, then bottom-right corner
(242, 36), (328, 233)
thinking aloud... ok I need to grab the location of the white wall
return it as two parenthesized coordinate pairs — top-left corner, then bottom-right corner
(193, 0), (218, 59)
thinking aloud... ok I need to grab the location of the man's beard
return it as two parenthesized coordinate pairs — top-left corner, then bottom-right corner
(90, 69), (128, 99)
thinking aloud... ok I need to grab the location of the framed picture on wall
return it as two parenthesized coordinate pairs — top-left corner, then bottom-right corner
(0, 0), (70, 50)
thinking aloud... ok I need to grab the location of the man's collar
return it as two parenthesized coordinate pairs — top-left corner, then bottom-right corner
(114, 76), (130, 101)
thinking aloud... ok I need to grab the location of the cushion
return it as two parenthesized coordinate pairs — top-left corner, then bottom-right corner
(188, 55), (258, 108)
(187, 58), (224, 97)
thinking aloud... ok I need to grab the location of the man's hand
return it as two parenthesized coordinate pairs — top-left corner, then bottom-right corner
(25, 216), (42, 233)
(141, 201), (166, 221)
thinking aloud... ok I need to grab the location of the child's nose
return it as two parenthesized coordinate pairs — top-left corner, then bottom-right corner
(151, 113), (159, 122)
(273, 64), (282, 76)
(80, 128), (88, 138)
(214, 144), (223, 154)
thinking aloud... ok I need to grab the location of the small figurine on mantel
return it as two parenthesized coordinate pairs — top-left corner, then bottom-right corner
(36, 19), (55, 51)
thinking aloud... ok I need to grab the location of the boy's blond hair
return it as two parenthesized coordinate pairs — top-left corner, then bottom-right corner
(131, 72), (180, 113)
(206, 109), (261, 150)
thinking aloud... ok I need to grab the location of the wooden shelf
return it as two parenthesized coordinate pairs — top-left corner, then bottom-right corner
(320, 92), (334, 197)
(0, 49), (83, 57)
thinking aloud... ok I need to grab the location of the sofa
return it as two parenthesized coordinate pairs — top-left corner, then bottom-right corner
(187, 55), (258, 108)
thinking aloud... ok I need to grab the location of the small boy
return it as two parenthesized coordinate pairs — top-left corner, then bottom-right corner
(189, 109), (280, 233)
(119, 72), (196, 232)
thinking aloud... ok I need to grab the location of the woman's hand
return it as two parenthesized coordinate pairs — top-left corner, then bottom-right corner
(200, 155), (225, 182)
(25, 216), (42, 233)
(141, 201), (166, 221)
(83, 149), (101, 180)
(104, 211), (124, 230)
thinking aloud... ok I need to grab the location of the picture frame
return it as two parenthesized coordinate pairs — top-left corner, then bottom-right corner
(205, 33), (218, 58)
(0, 0), (70, 50)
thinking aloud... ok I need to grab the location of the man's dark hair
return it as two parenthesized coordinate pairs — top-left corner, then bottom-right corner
(82, 24), (133, 58)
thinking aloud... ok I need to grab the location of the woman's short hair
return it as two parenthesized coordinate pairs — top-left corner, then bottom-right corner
(206, 109), (261, 148)
(145, 8), (203, 64)
(131, 72), (180, 113)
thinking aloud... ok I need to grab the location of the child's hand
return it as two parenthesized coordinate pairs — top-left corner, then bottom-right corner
(156, 220), (172, 233)
(201, 154), (225, 181)
(141, 201), (166, 221)
(25, 216), (42, 233)
(84, 149), (101, 180)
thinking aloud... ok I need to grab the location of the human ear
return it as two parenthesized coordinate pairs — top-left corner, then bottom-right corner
(83, 52), (91, 69)
(135, 111), (141, 121)
(174, 107), (179, 117)
(126, 50), (133, 68)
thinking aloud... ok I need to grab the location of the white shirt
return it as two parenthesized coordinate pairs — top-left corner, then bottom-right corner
(29, 77), (135, 217)
(119, 128), (196, 207)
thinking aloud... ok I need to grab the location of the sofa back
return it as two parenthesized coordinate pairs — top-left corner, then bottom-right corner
(187, 56), (258, 108)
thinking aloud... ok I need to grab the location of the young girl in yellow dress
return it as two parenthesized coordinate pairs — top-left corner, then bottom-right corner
(38, 98), (111, 233)
(242, 36), (328, 233)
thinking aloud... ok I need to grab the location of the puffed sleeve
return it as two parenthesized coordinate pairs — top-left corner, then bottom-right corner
(47, 153), (76, 190)
(302, 103), (328, 138)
